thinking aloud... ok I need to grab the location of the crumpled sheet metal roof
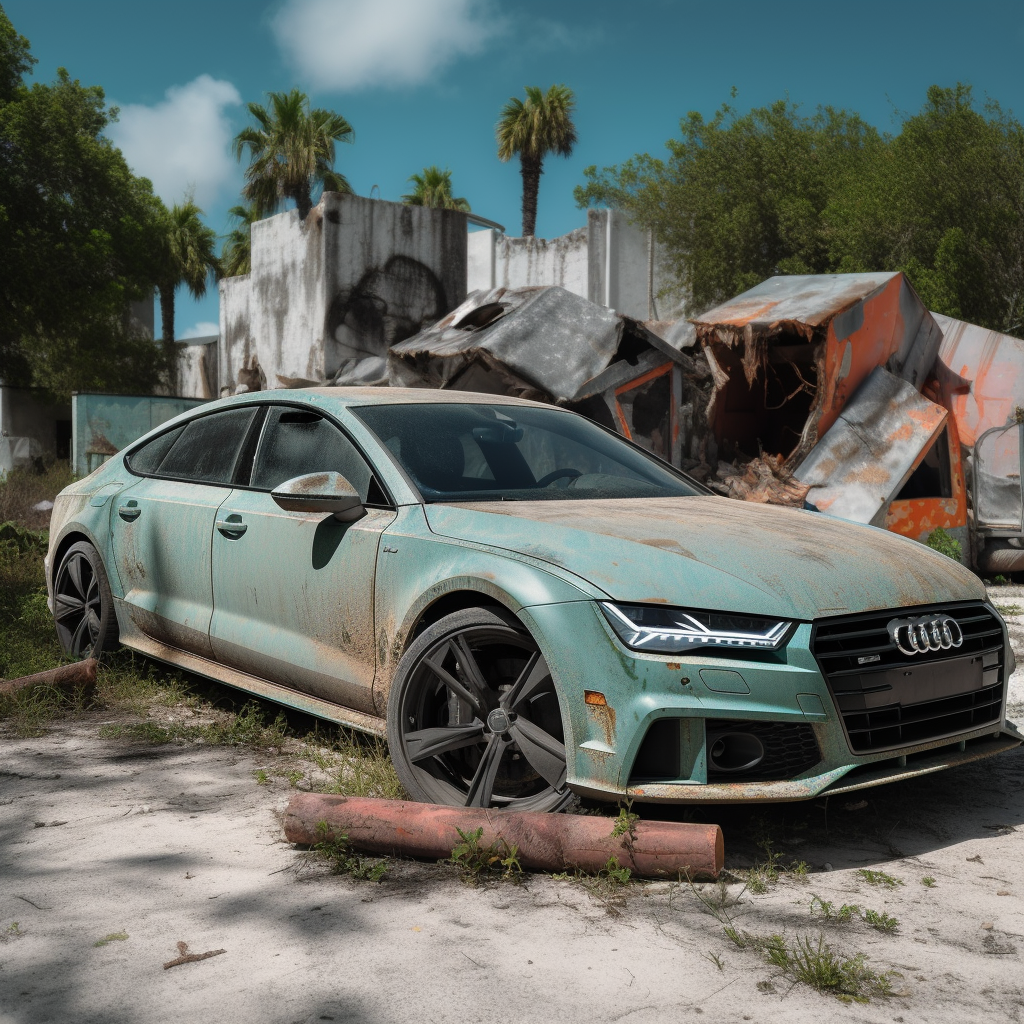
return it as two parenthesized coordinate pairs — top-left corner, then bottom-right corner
(691, 273), (901, 337)
(389, 286), (678, 403)
(795, 366), (947, 527)
(931, 312), (1024, 448)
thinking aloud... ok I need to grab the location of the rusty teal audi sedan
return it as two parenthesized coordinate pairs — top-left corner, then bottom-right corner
(46, 389), (1021, 810)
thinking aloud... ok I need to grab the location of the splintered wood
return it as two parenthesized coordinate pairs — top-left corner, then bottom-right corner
(163, 941), (226, 970)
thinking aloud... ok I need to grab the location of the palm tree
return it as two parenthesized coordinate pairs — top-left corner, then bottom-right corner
(233, 89), (354, 221)
(496, 84), (577, 237)
(221, 203), (258, 277)
(401, 166), (471, 211)
(156, 196), (220, 347)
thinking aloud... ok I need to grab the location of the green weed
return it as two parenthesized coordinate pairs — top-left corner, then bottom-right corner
(253, 769), (269, 785)
(1, 921), (23, 943)
(727, 927), (899, 1002)
(312, 821), (388, 881)
(863, 909), (899, 934)
(858, 869), (903, 889)
(810, 895), (859, 923)
(926, 527), (962, 562)
(995, 604), (1023, 616)
(449, 826), (523, 884)
(93, 931), (128, 947)
(921, 876), (937, 888)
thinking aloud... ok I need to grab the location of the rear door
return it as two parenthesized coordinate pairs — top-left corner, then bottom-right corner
(109, 405), (262, 657)
(209, 405), (395, 715)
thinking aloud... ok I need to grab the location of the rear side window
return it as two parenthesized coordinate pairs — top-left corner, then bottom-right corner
(127, 425), (186, 474)
(252, 407), (374, 501)
(141, 407), (259, 484)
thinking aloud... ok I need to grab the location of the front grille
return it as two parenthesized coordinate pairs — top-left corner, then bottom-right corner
(811, 602), (1005, 754)
(705, 720), (820, 782)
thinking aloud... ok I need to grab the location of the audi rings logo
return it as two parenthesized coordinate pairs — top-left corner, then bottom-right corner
(887, 614), (963, 656)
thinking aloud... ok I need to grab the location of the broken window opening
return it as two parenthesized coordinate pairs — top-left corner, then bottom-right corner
(708, 338), (820, 461)
(895, 425), (953, 501)
(616, 369), (672, 462)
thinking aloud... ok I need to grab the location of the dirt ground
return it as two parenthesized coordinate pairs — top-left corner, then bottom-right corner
(2, 586), (1023, 1024)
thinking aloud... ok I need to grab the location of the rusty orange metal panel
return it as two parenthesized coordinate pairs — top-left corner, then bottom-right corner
(932, 313), (1024, 449)
(885, 414), (968, 540)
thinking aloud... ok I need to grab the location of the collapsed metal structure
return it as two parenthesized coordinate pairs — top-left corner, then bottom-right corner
(386, 275), (1024, 573)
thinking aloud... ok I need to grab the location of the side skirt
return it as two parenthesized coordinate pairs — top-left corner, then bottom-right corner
(123, 633), (386, 738)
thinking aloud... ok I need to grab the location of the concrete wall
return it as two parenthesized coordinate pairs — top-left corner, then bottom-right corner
(467, 210), (687, 321)
(176, 337), (219, 400)
(219, 275), (255, 395)
(71, 393), (208, 477)
(218, 194), (468, 393)
(0, 386), (71, 455)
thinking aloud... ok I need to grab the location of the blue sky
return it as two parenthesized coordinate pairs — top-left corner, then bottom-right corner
(5, 0), (1023, 338)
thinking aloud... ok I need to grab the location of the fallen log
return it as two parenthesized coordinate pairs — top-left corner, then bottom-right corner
(0, 658), (98, 698)
(284, 793), (723, 880)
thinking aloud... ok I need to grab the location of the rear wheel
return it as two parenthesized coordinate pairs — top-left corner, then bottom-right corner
(53, 541), (119, 660)
(387, 608), (572, 811)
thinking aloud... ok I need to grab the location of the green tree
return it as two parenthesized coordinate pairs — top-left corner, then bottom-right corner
(401, 166), (470, 211)
(0, 7), (171, 399)
(830, 85), (1024, 335)
(497, 84), (577, 237)
(156, 195), (220, 346)
(0, 1), (34, 101)
(234, 88), (354, 220)
(221, 203), (258, 277)
(575, 98), (881, 314)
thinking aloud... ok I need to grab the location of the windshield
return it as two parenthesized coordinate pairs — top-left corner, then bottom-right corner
(353, 402), (703, 502)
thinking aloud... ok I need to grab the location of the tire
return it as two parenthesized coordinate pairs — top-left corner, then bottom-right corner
(53, 540), (120, 660)
(386, 607), (573, 811)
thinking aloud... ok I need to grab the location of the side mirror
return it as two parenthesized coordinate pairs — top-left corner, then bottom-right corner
(271, 471), (365, 522)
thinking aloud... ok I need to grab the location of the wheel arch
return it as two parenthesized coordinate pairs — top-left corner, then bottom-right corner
(50, 528), (100, 592)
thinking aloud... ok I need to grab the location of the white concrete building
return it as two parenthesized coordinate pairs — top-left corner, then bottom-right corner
(468, 209), (686, 322)
(218, 193), (467, 395)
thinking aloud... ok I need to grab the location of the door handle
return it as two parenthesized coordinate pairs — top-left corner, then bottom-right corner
(118, 501), (141, 522)
(216, 514), (247, 539)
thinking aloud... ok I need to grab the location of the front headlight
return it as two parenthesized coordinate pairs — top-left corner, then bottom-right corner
(600, 602), (792, 654)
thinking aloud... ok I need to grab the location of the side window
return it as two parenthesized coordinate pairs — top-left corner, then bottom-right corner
(127, 424), (186, 475)
(251, 407), (376, 502)
(155, 407), (259, 484)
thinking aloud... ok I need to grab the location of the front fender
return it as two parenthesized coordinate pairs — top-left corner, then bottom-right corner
(371, 505), (597, 713)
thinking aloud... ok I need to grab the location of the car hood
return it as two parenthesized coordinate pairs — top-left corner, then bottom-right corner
(426, 496), (986, 620)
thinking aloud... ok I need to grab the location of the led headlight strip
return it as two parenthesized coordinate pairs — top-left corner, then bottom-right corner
(601, 602), (791, 654)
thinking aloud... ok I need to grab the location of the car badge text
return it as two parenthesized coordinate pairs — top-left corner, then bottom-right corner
(886, 614), (963, 656)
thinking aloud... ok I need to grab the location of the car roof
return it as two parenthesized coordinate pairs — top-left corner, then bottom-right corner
(222, 387), (554, 410)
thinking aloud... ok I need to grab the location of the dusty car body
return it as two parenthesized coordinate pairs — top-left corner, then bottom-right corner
(46, 388), (1021, 808)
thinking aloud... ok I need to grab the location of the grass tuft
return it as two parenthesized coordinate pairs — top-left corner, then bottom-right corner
(312, 820), (388, 881)
(448, 826), (523, 885)
(858, 868), (903, 889)
(93, 931), (128, 947)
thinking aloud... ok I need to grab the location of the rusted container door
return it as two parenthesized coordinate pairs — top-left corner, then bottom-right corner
(975, 424), (1024, 532)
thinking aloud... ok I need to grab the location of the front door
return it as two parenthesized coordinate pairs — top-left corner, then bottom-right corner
(209, 405), (394, 714)
(109, 405), (262, 657)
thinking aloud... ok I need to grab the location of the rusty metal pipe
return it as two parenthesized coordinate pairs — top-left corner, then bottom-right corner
(284, 794), (723, 879)
(0, 658), (98, 698)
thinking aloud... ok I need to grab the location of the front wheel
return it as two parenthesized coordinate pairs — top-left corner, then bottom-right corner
(53, 540), (119, 660)
(386, 608), (572, 811)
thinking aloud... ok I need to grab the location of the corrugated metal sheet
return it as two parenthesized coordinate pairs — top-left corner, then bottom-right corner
(794, 367), (947, 527)
(692, 273), (900, 335)
(931, 312), (1024, 448)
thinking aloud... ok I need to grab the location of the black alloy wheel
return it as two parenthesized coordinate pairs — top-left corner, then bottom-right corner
(387, 608), (572, 811)
(53, 541), (119, 660)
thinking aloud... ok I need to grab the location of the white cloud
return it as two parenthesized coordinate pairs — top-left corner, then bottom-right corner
(181, 321), (220, 340)
(109, 76), (242, 208)
(272, 0), (499, 91)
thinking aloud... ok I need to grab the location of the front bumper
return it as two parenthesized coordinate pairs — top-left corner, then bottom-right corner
(519, 600), (1021, 804)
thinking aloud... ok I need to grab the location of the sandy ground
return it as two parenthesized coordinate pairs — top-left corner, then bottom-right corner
(2, 587), (1023, 1024)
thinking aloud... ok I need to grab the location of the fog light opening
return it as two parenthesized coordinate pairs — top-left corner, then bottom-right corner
(707, 732), (765, 774)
